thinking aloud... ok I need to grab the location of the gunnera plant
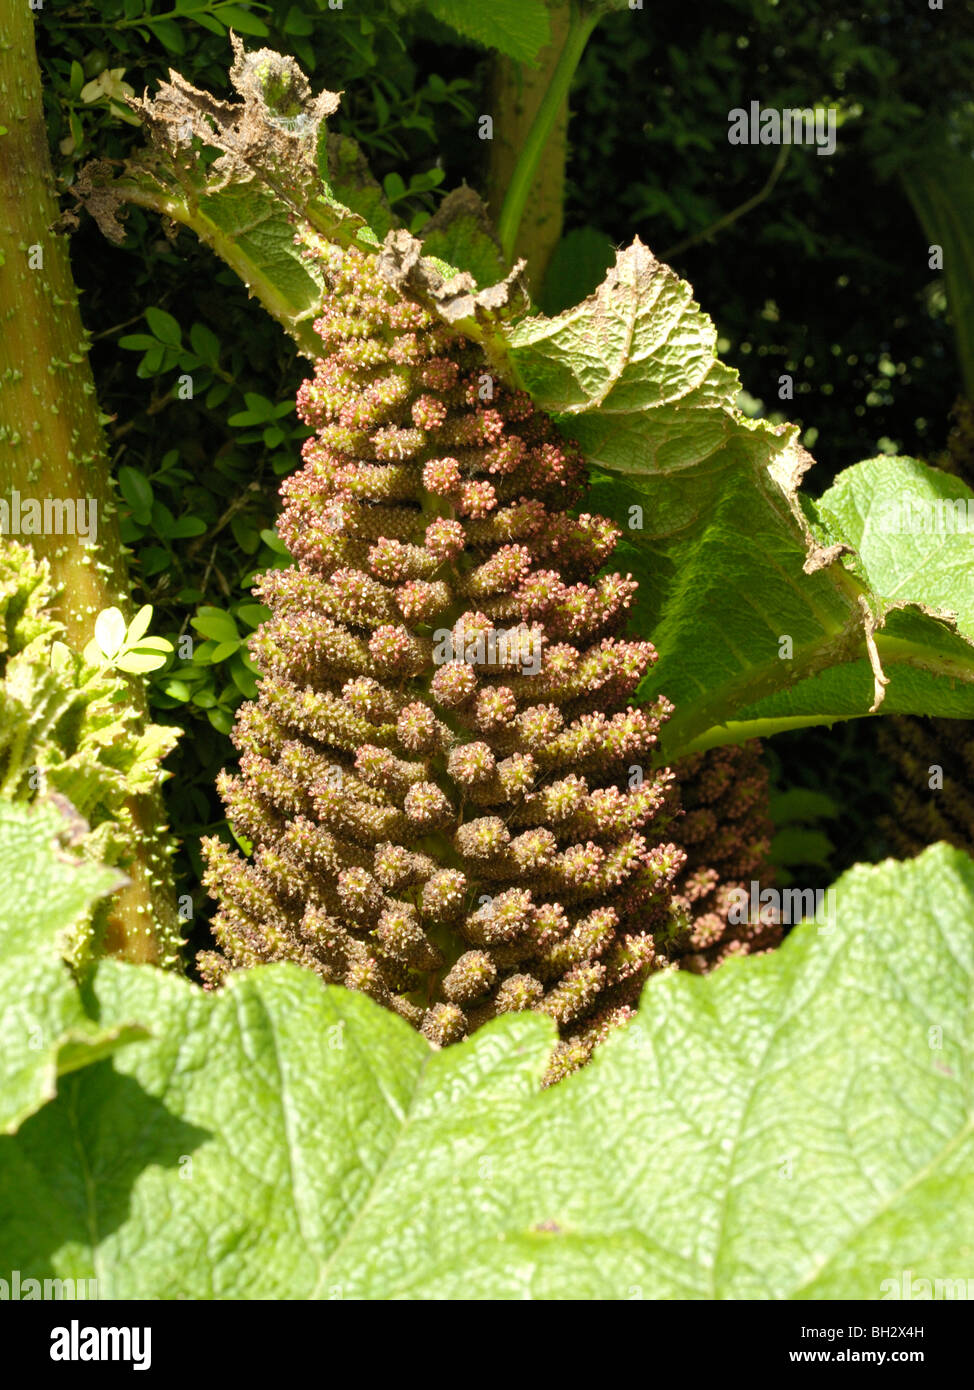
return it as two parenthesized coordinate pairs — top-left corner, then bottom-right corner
(200, 243), (707, 1081)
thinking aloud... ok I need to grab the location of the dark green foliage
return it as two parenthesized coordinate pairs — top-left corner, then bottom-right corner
(564, 0), (974, 476)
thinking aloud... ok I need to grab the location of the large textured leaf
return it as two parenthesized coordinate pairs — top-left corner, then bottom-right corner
(817, 456), (974, 633)
(507, 240), (974, 755)
(2, 842), (972, 1298)
(732, 457), (974, 726)
(0, 802), (143, 1135)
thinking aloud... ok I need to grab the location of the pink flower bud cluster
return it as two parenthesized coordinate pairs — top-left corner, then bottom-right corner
(201, 245), (681, 1083)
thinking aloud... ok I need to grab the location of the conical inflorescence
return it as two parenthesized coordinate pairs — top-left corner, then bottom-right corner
(200, 245), (683, 1082)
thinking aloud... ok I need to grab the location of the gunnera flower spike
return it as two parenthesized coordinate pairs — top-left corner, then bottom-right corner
(200, 244), (682, 1083)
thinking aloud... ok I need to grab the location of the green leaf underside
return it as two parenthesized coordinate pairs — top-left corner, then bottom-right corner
(77, 49), (385, 359)
(731, 458), (974, 727)
(2, 840), (973, 1299)
(507, 241), (974, 754)
(817, 457), (974, 630)
(199, 184), (324, 322)
(0, 803), (143, 1135)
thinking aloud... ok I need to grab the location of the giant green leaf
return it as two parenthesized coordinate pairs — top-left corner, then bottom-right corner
(816, 455), (974, 633)
(0, 802), (144, 1136)
(2, 838), (973, 1298)
(507, 240), (974, 756)
(730, 456), (974, 729)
